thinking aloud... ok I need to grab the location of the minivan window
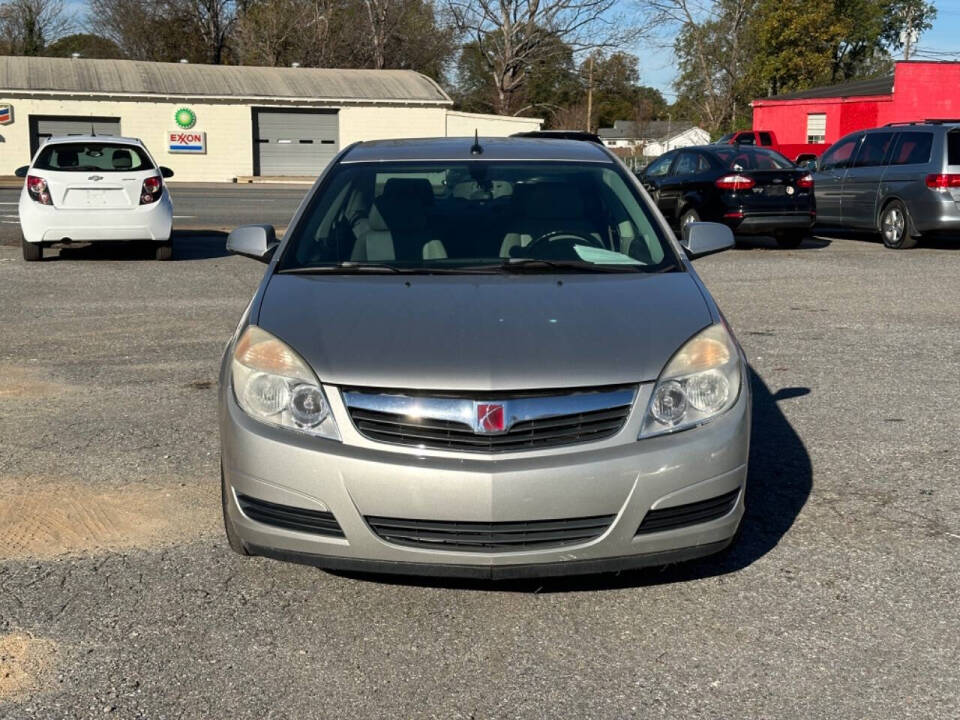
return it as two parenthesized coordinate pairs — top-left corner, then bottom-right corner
(890, 132), (933, 166)
(819, 135), (861, 171)
(279, 162), (677, 274)
(947, 132), (960, 165)
(853, 132), (895, 167)
(33, 143), (154, 172)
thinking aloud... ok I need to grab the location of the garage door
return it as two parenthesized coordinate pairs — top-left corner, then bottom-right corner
(29, 116), (121, 157)
(254, 109), (339, 176)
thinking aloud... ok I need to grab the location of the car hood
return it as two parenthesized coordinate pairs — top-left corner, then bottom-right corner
(256, 272), (713, 391)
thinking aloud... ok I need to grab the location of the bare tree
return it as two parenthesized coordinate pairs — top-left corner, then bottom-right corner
(0, 0), (73, 55)
(447, 0), (636, 115)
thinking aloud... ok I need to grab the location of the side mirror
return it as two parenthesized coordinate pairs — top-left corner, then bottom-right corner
(159, 166), (174, 179)
(227, 224), (278, 263)
(681, 221), (735, 259)
(14, 166), (28, 178)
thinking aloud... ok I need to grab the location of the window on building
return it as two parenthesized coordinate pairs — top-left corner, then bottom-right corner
(806, 114), (827, 144)
(852, 132), (895, 168)
(890, 132), (933, 165)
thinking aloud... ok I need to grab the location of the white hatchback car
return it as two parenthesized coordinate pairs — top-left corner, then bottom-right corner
(16, 136), (175, 261)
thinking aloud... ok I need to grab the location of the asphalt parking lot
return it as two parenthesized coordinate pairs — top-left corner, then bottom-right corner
(0, 184), (958, 719)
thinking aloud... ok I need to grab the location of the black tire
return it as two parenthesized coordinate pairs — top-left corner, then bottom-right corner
(21, 236), (43, 262)
(679, 207), (700, 231)
(155, 240), (173, 261)
(221, 464), (250, 557)
(775, 230), (805, 249)
(879, 200), (918, 249)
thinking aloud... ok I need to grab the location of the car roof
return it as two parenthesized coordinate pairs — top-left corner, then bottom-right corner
(42, 135), (145, 146)
(341, 136), (614, 163)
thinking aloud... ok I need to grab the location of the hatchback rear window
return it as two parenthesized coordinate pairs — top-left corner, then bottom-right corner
(713, 147), (793, 170)
(948, 132), (960, 166)
(33, 143), (154, 172)
(890, 133), (933, 166)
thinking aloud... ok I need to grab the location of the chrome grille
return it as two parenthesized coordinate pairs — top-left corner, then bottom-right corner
(343, 385), (635, 453)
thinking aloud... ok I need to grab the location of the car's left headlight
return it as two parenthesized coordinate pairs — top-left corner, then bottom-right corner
(640, 323), (742, 438)
(231, 325), (340, 440)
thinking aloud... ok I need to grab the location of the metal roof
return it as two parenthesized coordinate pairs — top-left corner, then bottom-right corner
(598, 120), (695, 141)
(0, 56), (451, 105)
(342, 136), (614, 163)
(760, 75), (894, 101)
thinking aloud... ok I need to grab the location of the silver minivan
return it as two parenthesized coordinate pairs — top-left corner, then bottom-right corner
(218, 136), (750, 579)
(814, 121), (960, 248)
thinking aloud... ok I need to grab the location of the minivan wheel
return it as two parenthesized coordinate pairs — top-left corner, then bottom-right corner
(775, 230), (805, 249)
(21, 236), (43, 262)
(880, 201), (918, 249)
(221, 465), (251, 557)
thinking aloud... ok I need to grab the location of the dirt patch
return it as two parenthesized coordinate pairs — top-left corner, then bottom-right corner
(0, 633), (56, 701)
(0, 366), (67, 400)
(0, 480), (215, 561)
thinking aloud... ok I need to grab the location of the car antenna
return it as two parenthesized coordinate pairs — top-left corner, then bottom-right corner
(90, 116), (96, 137)
(470, 129), (483, 155)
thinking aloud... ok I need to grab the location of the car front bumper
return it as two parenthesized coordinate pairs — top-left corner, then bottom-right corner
(19, 193), (173, 244)
(220, 372), (751, 579)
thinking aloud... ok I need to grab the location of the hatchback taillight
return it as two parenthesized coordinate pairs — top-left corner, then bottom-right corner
(925, 173), (960, 190)
(26, 175), (53, 205)
(141, 175), (162, 204)
(715, 174), (755, 191)
(796, 174), (814, 189)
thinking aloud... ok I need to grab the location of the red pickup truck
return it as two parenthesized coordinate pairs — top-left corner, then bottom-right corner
(715, 130), (828, 165)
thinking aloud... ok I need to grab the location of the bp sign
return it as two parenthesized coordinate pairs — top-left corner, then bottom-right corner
(174, 107), (197, 129)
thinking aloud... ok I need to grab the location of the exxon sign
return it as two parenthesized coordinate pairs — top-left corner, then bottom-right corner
(0, 104), (12, 125)
(168, 130), (206, 154)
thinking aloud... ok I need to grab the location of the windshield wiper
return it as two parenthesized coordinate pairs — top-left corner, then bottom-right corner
(494, 258), (644, 273)
(278, 262), (405, 274)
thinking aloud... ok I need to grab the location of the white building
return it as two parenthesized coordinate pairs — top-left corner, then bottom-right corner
(598, 120), (710, 157)
(0, 56), (542, 182)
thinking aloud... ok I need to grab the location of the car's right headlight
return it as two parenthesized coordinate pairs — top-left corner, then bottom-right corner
(639, 324), (742, 438)
(231, 325), (340, 440)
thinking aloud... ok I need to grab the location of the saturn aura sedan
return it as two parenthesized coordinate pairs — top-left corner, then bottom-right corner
(219, 135), (750, 579)
(16, 136), (174, 261)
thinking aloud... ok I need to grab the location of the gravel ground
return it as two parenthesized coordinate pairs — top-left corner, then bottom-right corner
(0, 223), (957, 719)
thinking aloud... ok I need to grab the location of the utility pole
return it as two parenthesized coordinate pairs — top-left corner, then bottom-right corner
(903, 7), (916, 60)
(585, 55), (594, 133)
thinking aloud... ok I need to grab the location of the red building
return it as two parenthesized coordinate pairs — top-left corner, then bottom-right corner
(752, 61), (960, 146)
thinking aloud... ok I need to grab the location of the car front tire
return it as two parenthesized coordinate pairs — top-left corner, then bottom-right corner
(679, 208), (700, 230)
(21, 236), (43, 262)
(880, 200), (918, 249)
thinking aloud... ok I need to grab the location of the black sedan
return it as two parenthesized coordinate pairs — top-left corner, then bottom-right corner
(637, 145), (816, 248)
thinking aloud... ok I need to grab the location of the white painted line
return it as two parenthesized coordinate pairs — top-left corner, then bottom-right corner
(0, 202), (19, 205)
(173, 215), (195, 219)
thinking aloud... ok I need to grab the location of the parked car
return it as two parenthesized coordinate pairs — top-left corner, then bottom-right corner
(715, 129), (829, 165)
(219, 135), (750, 579)
(813, 121), (960, 248)
(16, 136), (175, 261)
(638, 145), (816, 248)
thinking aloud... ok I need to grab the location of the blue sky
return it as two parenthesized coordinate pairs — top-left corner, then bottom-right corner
(634, 0), (960, 99)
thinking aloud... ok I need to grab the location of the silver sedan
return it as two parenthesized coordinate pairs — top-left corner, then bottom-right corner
(218, 136), (750, 579)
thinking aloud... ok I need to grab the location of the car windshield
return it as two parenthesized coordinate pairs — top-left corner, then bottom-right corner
(713, 147), (793, 170)
(33, 142), (154, 172)
(278, 161), (678, 274)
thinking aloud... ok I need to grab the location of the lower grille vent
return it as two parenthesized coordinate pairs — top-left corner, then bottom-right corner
(237, 494), (344, 537)
(366, 514), (615, 552)
(636, 488), (740, 535)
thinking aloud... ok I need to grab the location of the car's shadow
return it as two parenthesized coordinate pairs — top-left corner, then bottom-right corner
(47, 230), (231, 261)
(331, 367), (813, 593)
(733, 235), (831, 250)
(812, 227), (960, 250)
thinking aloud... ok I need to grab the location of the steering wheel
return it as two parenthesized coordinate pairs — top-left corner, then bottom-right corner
(525, 230), (604, 253)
